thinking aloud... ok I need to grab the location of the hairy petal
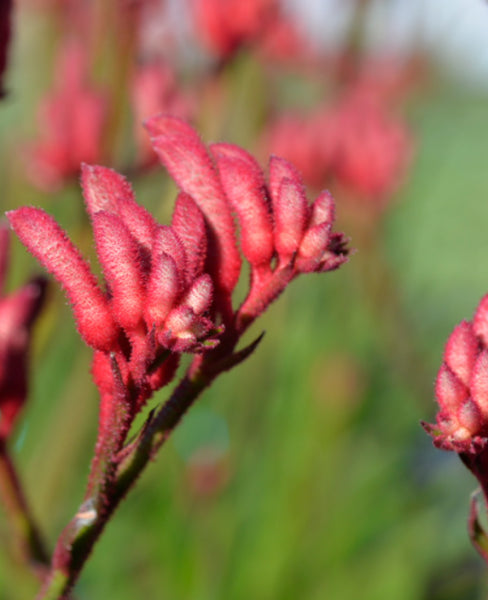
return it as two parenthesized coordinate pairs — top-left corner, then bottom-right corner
(309, 190), (335, 227)
(145, 115), (241, 297)
(81, 164), (157, 252)
(7, 207), (118, 350)
(273, 178), (308, 263)
(93, 211), (145, 332)
(212, 143), (274, 267)
(268, 155), (305, 212)
(444, 320), (479, 388)
(183, 274), (213, 315)
(171, 192), (207, 281)
(145, 252), (180, 327)
(471, 350), (488, 420)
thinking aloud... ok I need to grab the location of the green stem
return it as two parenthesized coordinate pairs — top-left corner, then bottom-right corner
(0, 441), (50, 574)
(36, 368), (212, 600)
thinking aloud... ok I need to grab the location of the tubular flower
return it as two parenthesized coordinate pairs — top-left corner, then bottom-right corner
(8, 115), (348, 463)
(0, 225), (47, 440)
(191, 0), (280, 60)
(423, 298), (488, 454)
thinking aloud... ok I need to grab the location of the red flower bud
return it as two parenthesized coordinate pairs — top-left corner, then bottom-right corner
(7, 207), (118, 351)
(212, 143), (274, 268)
(145, 115), (241, 299)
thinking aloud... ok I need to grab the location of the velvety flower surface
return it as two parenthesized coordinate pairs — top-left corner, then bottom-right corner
(9, 115), (348, 464)
(423, 297), (488, 454)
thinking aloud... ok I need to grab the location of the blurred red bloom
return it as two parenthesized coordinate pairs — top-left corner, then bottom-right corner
(0, 226), (46, 440)
(131, 61), (194, 167)
(191, 0), (279, 60)
(265, 88), (411, 209)
(25, 40), (107, 191)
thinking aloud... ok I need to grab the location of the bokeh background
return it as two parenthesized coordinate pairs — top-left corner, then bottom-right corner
(2, 0), (488, 598)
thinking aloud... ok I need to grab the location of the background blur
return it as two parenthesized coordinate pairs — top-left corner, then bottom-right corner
(1, 0), (488, 598)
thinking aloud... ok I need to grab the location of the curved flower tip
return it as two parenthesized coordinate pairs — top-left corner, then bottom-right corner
(6, 207), (119, 351)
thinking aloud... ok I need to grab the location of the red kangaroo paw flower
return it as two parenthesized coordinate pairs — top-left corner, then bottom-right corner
(273, 178), (309, 264)
(296, 222), (331, 273)
(145, 252), (181, 328)
(268, 155), (305, 210)
(471, 351), (488, 420)
(183, 274), (213, 316)
(7, 207), (118, 351)
(212, 143), (274, 268)
(171, 192), (207, 282)
(92, 211), (146, 333)
(81, 164), (158, 252)
(309, 190), (335, 228)
(145, 115), (241, 299)
(444, 320), (479, 387)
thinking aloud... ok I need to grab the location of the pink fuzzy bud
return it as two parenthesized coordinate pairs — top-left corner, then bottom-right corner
(296, 222), (331, 273)
(145, 252), (180, 328)
(7, 207), (118, 350)
(457, 399), (481, 434)
(145, 115), (241, 297)
(309, 190), (335, 227)
(81, 164), (157, 252)
(183, 274), (213, 315)
(268, 155), (305, 210)
(92, 212), (145, 332)
(212, 143), (274, 267)
(470, 350), (488, 419)
(171, 193), (207, 281)
(153, 225), (187, 277)
(435, 364), (468, 415)
(273, 178), (308, 263)
(444, 320), (479, 387)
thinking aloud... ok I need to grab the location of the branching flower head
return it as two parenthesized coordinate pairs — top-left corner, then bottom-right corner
(8, 115), (348, 472)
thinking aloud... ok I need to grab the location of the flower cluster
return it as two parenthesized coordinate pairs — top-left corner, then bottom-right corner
(265, 85), (411, 207)
(9, 115), (348, 465)
(0, 226), (46, 440)
(423, 295), (488, 453)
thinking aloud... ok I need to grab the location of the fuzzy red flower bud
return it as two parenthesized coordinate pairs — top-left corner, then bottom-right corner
(212, 143), (274, 268)
(145, 115), (241, 299)
(92, 211), (146, 333)
(183, 274), (213, 316)
(445, 320), (479, 387)
(81, 164), (158, 253)
(171, 193), (207, 282)
(145, 252), (180, 328)
(273, 178), (309, 264)
(7, 207), (118, 351)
